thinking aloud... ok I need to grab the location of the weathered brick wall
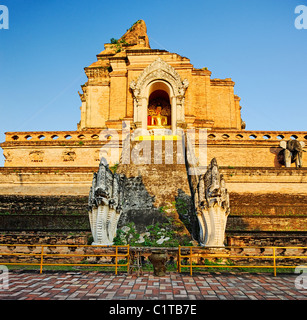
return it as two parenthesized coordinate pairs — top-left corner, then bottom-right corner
(0, 195), (88, 214)
(0, 232), (89, 245)
(226, 232), (307, 247)
(0, 166), (306, 247)
(229, 193), (307, 215)
(227, 193), (307, 233)
(227, 216), (307, 232)
(0, 167), (95, 195)
(0, 188), (306, 240)
(0, 195), (90, 232)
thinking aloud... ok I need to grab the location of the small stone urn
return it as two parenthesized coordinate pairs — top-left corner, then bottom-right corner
(149, 250), (168, 276)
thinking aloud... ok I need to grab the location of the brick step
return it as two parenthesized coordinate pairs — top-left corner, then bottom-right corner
(0, 214), (90, 231)
(0, 195), (88, 215)
(226, 215), (307, 232)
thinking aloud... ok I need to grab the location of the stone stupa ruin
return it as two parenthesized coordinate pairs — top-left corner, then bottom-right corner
(0, 20), (306, 247)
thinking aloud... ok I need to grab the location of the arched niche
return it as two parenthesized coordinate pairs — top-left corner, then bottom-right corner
(147, 81), (172, 129)
(130, 58), (189, 131)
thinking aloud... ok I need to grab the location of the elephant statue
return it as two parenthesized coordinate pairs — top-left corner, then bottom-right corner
(278, 140), (306, 168)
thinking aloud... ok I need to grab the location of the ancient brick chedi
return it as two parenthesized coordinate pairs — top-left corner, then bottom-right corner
(1, 20), (306, 172)
(77, 19), (242, 131)
(0, 20), (306, 246)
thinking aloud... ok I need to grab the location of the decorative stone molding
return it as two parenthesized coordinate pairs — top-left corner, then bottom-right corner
(130, 58), (189, 102)
(3, 151), (12, 163)
(210, 78), (235, 87)
(85, 67), (109, 81)
(130, 58), (189, 127)
(95, 150), (101, 162)
(29, 151), (44, 163)
(62, 150), (76, 162)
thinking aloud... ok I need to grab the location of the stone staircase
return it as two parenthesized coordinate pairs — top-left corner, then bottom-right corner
(116, 137), (197, 238)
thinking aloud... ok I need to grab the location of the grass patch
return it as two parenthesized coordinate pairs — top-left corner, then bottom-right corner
(178, 258), (297, 274)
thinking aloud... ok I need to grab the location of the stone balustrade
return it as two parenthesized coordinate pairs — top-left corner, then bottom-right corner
(203, 130), (307, 143)
(3, 130), (104, 143)
(1, 129), (306, 169)
(3, 130), (307, 144)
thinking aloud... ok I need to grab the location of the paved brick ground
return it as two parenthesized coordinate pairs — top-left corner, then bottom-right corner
(0, 271), (306, 300)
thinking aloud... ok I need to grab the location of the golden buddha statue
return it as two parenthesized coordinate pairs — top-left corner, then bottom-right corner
(151, 106), (168, 127)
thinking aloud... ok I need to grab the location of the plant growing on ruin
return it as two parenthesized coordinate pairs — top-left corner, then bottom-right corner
(113, 220), (193, 247)
(110, 38), (129, 53)
(109, 162), (119, 173)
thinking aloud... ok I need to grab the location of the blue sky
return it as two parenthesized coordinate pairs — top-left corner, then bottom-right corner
(0, 0), (306, 166)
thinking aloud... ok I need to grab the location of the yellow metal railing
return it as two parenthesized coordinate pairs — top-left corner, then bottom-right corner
(1, 244), (306, 277)
(0, 244), (130, 274)
(178, 246), (307, 276)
